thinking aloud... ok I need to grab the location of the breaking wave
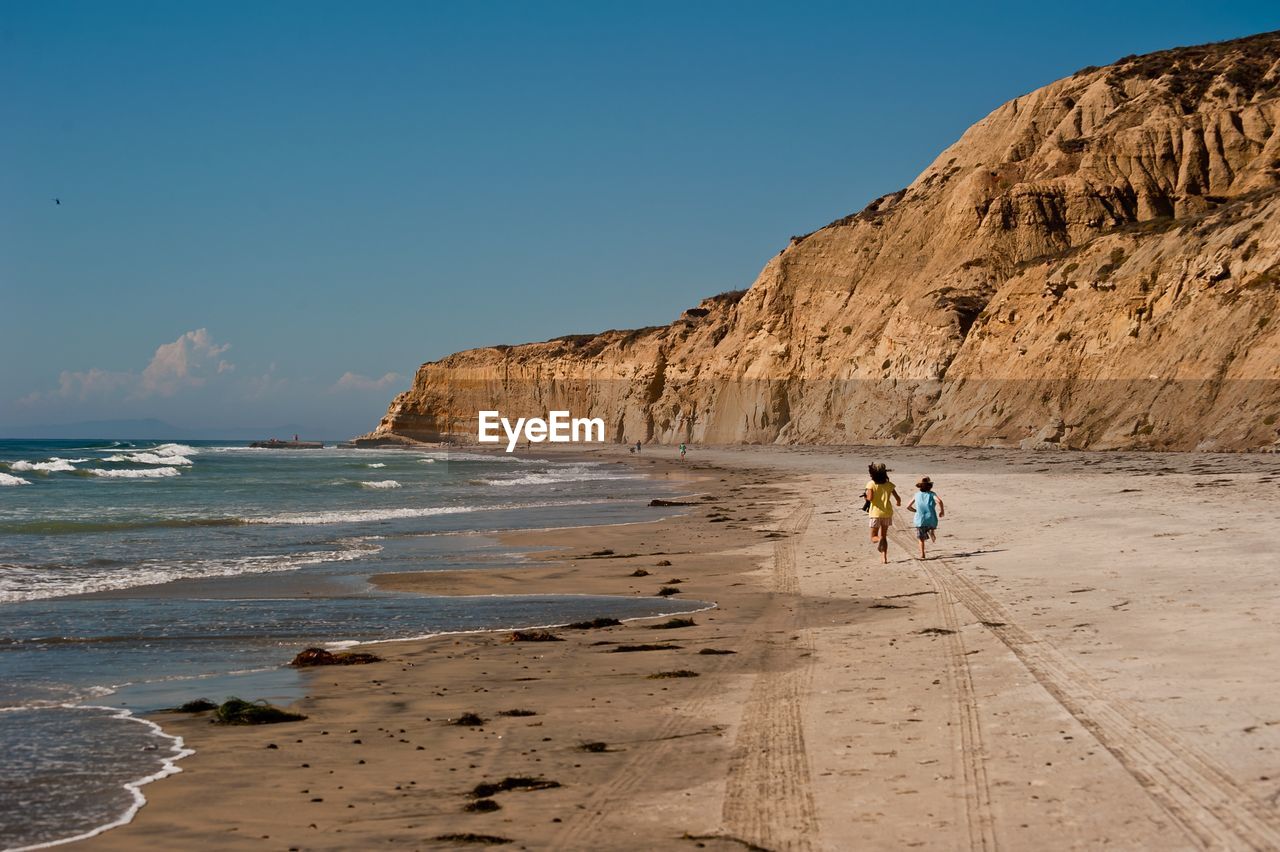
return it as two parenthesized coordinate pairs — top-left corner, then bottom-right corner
(0, 540), (381, 602)
(8, 458), (81, 474)
(85, 467), (181, 479)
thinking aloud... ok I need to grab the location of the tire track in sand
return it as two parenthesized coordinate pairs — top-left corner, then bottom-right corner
(887, 525), (999, 852)
(890, 528), (1280, 851)
(719, 503), (820, 852)
(551, 504), (813, 851)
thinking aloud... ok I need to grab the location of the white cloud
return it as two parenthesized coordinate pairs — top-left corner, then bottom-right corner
(331, 371), (403, 393)
(19, 329), (234, 403)
(138, 328), (233, 397)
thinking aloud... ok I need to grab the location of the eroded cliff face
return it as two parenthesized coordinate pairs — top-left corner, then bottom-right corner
(364, 33), (1280, 451)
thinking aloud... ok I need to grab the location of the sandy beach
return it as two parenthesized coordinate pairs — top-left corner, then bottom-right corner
(81, 445), (1280, 851)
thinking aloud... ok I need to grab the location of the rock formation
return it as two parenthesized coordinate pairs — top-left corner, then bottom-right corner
(362, 32), (1280, 451)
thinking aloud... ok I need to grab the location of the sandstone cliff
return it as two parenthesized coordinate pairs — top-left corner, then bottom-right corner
(363, 32), (1280, 451)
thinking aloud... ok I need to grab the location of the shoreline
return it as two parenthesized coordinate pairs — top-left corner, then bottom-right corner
(77, 444), (1280, 850)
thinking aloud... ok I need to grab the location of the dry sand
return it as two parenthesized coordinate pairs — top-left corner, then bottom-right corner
(83, 446), (1280, 851)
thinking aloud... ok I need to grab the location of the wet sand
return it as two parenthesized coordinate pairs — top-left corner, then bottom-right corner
(84, 445), (1280, 851)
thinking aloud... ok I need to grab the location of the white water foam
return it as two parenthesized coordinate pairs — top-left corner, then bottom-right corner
(9, 459), (79, 473)
(102, 452), (194, 466)
(0, 472), (32, 486)
(86, 467), (181, 479)
(361, 479), (401, 489)
(5, 705), (194, 852)
(482, 465), (642, 487)
(0, 542), (381, 602)
(247, 505), (479, 525)
(366, 462), (387, 468)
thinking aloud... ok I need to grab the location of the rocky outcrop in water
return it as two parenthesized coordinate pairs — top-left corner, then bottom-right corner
(361, 32), (1280, 451)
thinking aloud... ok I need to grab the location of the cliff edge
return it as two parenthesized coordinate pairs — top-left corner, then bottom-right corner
(363, 32), (1280, 451)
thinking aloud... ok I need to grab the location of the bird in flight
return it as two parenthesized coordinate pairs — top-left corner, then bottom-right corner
(53, 198), (60, 205)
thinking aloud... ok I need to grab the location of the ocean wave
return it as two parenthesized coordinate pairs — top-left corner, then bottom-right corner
(0, 517), (244, 535)
(361, 479), (401, 489)
(85, 467), (181, 479)
(246, 505), (479, 525)
(8, 458), (80, 473)
(481, 465), (642, 487)
(0, 542), (381, 602)
(0, 472), (31, 486)
(366, 462), (387, 468)
(103, 452), (194, 466)
(0, 704), (192, 850)
(417, 451), (515, 462)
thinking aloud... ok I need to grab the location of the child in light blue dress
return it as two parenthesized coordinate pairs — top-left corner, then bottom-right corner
(906, 476), (945, 559)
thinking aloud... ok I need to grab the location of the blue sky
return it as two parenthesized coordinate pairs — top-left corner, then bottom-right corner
(2, 1), (1275, 437)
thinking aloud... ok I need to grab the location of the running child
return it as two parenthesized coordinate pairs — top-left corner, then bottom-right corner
(906, 476), (945, 558)
(865, 463), (900, 564)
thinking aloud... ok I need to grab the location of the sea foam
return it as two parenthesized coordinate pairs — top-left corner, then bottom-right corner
(248, 505), (477, 525)
(87, 467), (181, 479)
(0, 472), (31, 486)
(9, 459), (79, 473)
(361, 479), (401, 489)
(0, 542), (380, 602)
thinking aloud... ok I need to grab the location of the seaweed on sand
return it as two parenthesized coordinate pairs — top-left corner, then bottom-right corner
(506, 630), (563, 642)
(171, 698), (217, 713)
(464, 798), (502, 812)
(610, 643), (681, 653)
(212, 697), (307, 725)
(469, 777), (562, 798)
(435, 833), (512, 844)
(453, 712), (486, 726)
(649, 618), (695, 629)
(647, 670), (700, 679)
(562, 617), (622, 630)
(496, 708), (537, 717)
(655, 586), (681, 597)
(290, 647), (382, 667)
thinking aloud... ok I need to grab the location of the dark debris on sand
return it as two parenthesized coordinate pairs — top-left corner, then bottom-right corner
(649, 618), (696, 629)
(647, 670), (700, 679)
(562, 617), (622, 630)
(611, 643), (681, 653)
(470, 777), (562, 798)
(171, 698), (217, 713)
(212, 697), (307, 725)
(435, 833), (512, 845)
(507, 630), (563, 642)
(290, 647), (382, 667)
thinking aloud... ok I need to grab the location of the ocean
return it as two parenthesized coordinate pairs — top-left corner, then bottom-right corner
(0, 440), (702, 850)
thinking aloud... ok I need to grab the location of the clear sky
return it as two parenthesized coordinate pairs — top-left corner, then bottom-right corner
(2, 1), (1275, 437)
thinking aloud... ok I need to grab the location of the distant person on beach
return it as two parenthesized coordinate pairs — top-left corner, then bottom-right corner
(906, 476), (944, 559)
(865, 463), (900, 563)
(679, 443), (686, 461)
(636, 441), (642, 453)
